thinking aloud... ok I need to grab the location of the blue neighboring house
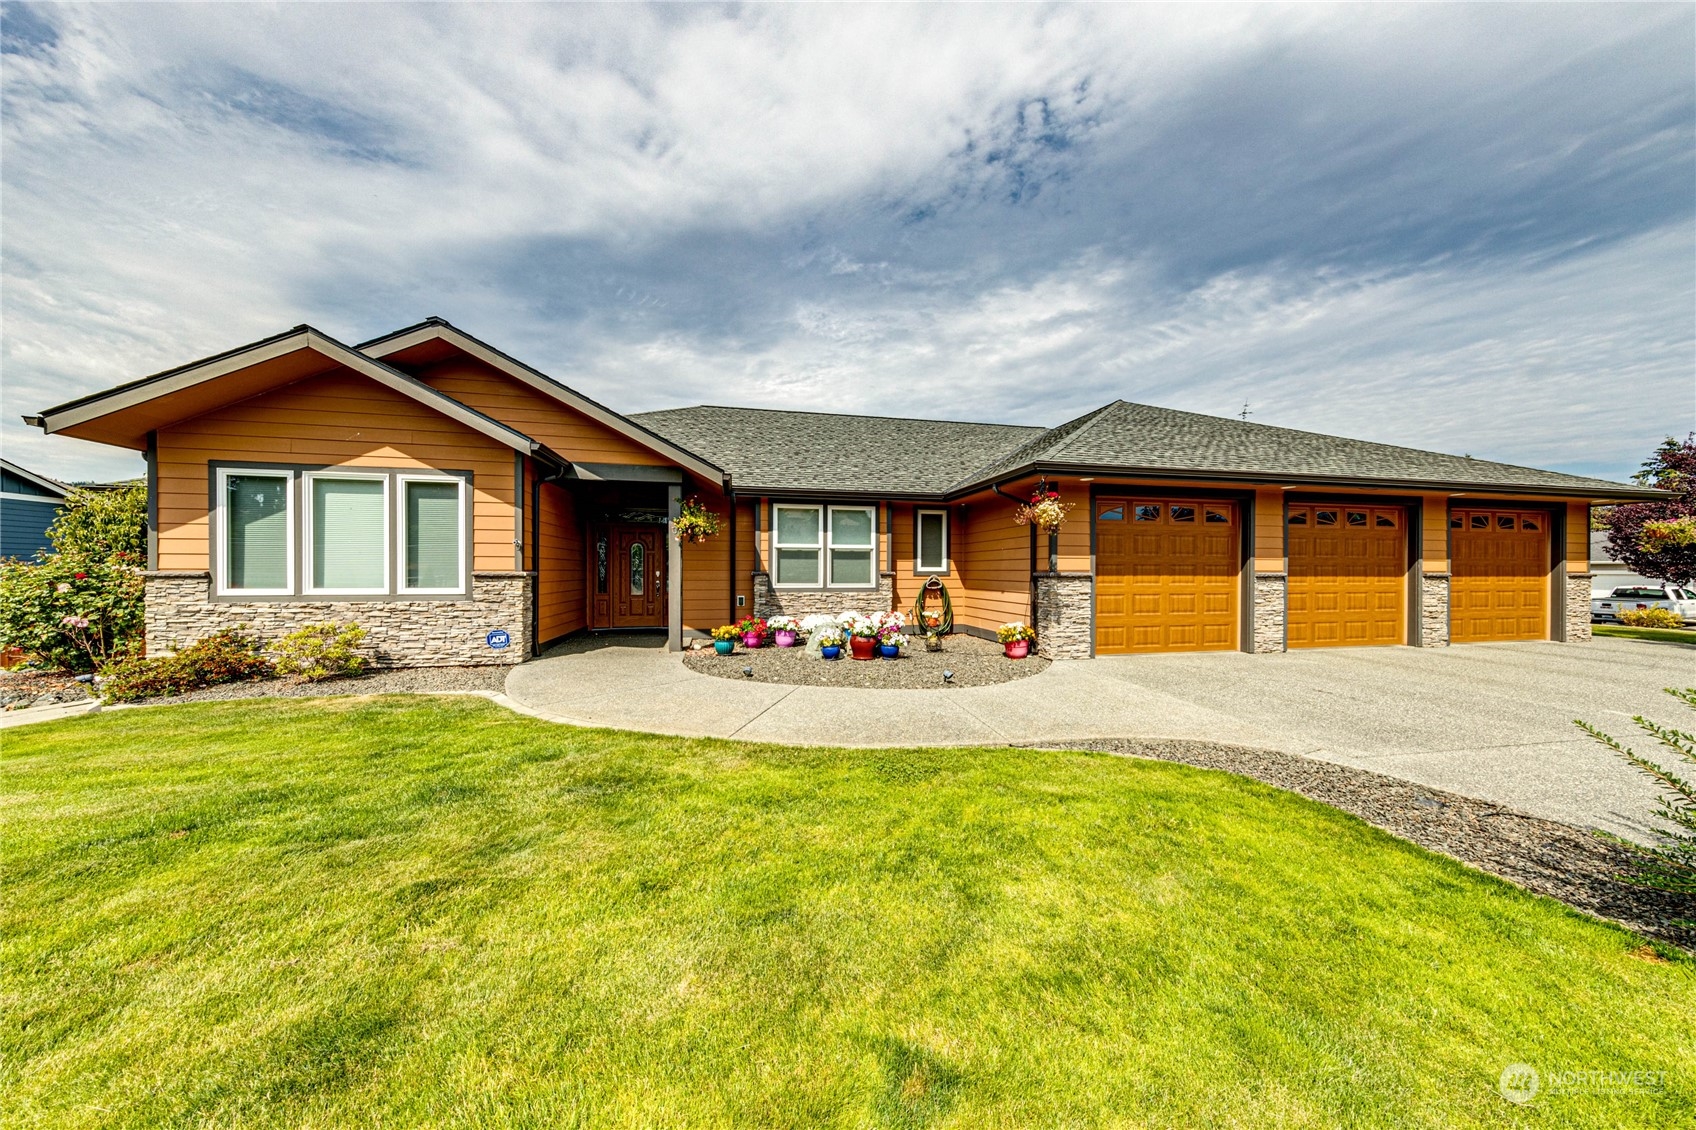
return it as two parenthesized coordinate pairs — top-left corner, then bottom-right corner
(1, 458), (68, 560)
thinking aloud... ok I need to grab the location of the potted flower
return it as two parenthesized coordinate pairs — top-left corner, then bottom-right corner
(815, 627), (845, 660)
(672, 496), (721, 544)
(923, 630), (944, 653)
(736, 615), (767, 649)
(841, 614), (879, 660)
(997, 621), (1036, 659)
(710, 625), (738, 655)
(768, 615), (802, 648)
(1014, 485), (1073, 532)
(879, 632), (909, 659)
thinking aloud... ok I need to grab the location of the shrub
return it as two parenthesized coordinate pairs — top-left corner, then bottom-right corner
(1620, 607), (1685, 629)
(102, 629), (272, 702)
(1603, 434), (1696, 586)
(1576, 688), (1696, 904)
(0, 555), (146, 672)
(47, 481), (147, 562)
(271, 622), (369, 682)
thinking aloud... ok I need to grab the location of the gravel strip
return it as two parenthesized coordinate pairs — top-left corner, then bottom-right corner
(1048, 737), (1695, 951)
(1, 671), (95, 710)
(131, 665), (509, 706)
(683, 633), (1048, 689)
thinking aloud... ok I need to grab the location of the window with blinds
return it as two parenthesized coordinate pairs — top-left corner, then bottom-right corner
(309, 475), (387, 592)
(225, 472), (291, 591)
(403, 478), (463, 591)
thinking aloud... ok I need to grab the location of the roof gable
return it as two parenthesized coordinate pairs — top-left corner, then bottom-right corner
(0, 459), (68, 498)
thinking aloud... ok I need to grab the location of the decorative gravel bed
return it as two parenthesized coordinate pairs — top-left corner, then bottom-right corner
(684, 633), (1048, 689)
(1051, 737), (1695, 952)
(1, 670), (95, 711)
(131, 665), (510, 707)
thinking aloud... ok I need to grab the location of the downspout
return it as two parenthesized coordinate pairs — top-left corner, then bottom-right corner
(727, 484), (738, 624)
(530, 456), (572, 656)
(991, 478), (1038, 628)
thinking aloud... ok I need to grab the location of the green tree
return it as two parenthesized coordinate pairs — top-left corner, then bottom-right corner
(47, 480), (147, 563)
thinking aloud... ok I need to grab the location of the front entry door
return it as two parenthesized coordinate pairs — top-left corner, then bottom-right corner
(610, 526), (664, 628)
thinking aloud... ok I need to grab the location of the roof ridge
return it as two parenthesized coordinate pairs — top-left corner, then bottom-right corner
(1032, 400), (1125, 462)
(631, 403), (1046, 431)
(949, 401), (1121, 488)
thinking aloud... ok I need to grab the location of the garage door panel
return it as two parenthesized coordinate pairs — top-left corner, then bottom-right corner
(1450, 509), (1549, 643)
(1096, 499), (1239, 654)
(1288, 504), (1406, 649)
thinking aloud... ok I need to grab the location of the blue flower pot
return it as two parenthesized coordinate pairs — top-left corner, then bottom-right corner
(880, 644), (899, 659)
(714, 640), (734, 655)
(821, 645), (842, 660)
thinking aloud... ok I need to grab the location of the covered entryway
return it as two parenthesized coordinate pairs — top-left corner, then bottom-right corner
(1286, 503), (1407, 648)
(1450, 508), (1549, 642)
(1095, 498), (1238, 654)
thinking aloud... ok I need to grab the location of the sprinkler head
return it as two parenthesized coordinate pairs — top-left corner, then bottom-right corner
(743, 665), (754, 678)
(942, 670), (954, 683)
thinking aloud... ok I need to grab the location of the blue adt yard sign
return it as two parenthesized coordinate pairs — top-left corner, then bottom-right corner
(486, 629), (510, 650)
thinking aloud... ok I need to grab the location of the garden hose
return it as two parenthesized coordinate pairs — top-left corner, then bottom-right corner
(914, 576), (954, 636)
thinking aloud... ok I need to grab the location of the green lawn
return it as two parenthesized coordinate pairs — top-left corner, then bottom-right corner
(4, 699), (1692, 1129)
(1593, 623), (1696, 646)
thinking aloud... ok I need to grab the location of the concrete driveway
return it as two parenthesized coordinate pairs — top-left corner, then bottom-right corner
(504, 636), (1693, 842)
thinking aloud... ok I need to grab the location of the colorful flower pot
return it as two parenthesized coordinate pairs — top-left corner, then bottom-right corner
(879, 643), (899, 659)
(713, 640), (734, 656)
(1003, 639), (1031, 659)
(821, 645), (842, 660)
(774, 630), (798, 648)
(849, 636), (877, 660)
(742, 632), (763, 649)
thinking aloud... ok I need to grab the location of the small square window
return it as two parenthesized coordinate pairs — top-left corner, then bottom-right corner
(1135, 504), (1160, 521)
(1316, 510), (1338, 526)
(1496, 515), (1516, 530)
(1450, 516), (1462, 528)
(1375, 512), (1397, 528)
(1171, 504), (1196, 522)
(1204, 506), (1230, 524)
(1346, 511), (1367, 527)
(1521, 517), (1539, 531)
(1098, 505), (1124, 521)
(1471, 515), (1488, 529)
(1288, 511), (1308, 526)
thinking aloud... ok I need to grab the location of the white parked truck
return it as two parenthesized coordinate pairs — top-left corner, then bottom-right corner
(1590, 585), (1696, 623)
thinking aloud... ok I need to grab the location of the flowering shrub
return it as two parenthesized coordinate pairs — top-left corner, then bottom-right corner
(1014, 486), (1074, 532)
(710, 625), (740, 642)
(997, 621), (1037, 643)
(102, 629), (272, 702)
(767, 615), (802, 635)
(271, 623), (369, 682)
(1620, 608), (1685, 629)
(0, 555), (146, 672)
(673, 497), (721, 543)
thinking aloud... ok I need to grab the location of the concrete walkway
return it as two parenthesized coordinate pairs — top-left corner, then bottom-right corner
(505, 636), (1694, 842)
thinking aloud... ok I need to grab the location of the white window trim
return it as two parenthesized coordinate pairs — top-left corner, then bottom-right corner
(396, 473), (468, 595)
(771, 503), (823, 590)
(215, 466), (295, 597)
(826, 504), (877, 590)
(303, 469), (390, 597)
(915, 508), (949, 574)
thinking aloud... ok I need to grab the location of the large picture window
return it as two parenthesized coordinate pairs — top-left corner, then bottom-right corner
(771, 503), (877, 589)
(214, 464), (469, 599)
(915, 509), (948, 573)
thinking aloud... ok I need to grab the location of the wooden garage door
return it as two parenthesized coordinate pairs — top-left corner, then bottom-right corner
(1287, 504), (1406, 648)
(1095, 499), (1238, 654)
(1450, 509), (1549, 642)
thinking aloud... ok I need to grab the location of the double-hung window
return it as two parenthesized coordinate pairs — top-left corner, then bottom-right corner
(215, 464), (468, 598)
(915, 509), (948, 573)
(771, 503), (877, 589)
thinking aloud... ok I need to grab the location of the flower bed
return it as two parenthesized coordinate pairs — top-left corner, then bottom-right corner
(683, 632), (1048, 689)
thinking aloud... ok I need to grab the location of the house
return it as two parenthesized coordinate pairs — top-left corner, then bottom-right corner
(1589, 530), (1656, 594)
(0, 458), (68, 561)
(24, 319), (1665, 665)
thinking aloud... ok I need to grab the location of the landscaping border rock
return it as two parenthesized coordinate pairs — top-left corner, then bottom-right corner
(1049, 736), (1695, 952)
(684, 632), (1048, 689)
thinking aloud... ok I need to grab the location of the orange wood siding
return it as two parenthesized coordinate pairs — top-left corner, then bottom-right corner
(951, 493), (1031, 631)
(417, 358), (672, 466)
(1254, 488), (1285, 572)
(1422, 494), (1450, 573)
(680, 481), (735, 632)
(537, 480), (584, 642)
(155, 369), (516, 571)
(1567, 502), (1590, 572)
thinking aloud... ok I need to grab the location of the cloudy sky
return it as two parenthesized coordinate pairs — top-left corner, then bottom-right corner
(2, 3), (1691, 484)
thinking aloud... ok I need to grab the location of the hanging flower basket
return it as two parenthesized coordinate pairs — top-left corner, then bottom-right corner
(673, 496), (721, 544)
(1014, 483), (1073, 532)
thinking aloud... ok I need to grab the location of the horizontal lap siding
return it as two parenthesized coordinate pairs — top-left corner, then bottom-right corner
(680, 481), (734, 632)
(953, 495), (1030, 631)
(155, 370), (516, 571)
(1566, 503), (1589, 572)
(538, 481), (584, 642)
(417, 360), (673, 466)
(1255, 489), (1285, 572)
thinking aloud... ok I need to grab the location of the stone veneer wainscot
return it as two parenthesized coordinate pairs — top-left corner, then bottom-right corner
(752, 571), (894, 620)
(1034, 571), (1092, 659)
(143, 571), (533, 667)
(1564, 573), (1594, 642)
(1420, 573), (1451, 647)
(1252, 573), (1287, 653)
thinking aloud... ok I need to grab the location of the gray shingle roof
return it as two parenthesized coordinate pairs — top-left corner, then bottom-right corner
(628, 406), (1041, 494)
(633, 400), (1657, 499)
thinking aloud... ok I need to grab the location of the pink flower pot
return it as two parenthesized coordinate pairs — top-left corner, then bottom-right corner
(1003, 640), (1031, 659)
(742, 632), (763, 648)
(774, 630), (798, 648)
